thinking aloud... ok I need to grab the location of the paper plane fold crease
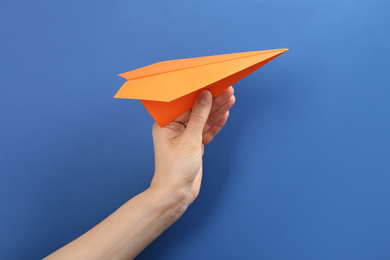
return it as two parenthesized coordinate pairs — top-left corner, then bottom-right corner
(115, 48), (288, 127)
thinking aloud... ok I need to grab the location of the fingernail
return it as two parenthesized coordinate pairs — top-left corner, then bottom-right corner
(198, 90), (211, 105)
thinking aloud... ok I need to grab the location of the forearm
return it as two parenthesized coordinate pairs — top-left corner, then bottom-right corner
(45, 186), (190, 260)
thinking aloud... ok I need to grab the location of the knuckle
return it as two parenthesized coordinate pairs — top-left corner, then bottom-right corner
(191, 108), (206, 123)
(152, 123), (160, 135)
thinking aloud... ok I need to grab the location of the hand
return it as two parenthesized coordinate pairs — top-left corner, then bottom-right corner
(44, 87), (235, 260)
(150, 86), (235, 206)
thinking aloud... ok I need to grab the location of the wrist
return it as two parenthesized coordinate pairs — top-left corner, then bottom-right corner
(145, 184), (192, 224)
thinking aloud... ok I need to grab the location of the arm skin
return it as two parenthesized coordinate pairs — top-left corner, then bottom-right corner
(45, 87), (235, 260)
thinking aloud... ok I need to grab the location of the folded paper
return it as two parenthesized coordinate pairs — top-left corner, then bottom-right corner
(115, 48), (288, 126)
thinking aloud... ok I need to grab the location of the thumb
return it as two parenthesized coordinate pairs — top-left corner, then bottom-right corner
(185, 90), (212, 138)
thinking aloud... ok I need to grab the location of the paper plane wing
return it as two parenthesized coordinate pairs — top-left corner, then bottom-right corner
(115, 48), (288, 126)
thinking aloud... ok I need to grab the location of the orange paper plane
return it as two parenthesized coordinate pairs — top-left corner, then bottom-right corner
(115, 48), (288, 126)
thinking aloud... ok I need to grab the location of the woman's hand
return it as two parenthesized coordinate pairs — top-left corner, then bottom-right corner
(150, 86), (235, 206)
(45, 86), (235, 260)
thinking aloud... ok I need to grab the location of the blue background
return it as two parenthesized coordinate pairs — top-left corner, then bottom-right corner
(1, 1), (390, 259)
